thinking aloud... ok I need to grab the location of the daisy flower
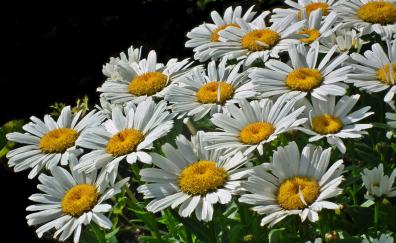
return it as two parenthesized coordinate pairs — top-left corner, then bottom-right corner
(6, 106), (104, 179)
(361, 163), (396, 200)
(347, 40), (396, 104)
(185, 5), (263, 61)
(362, 233), (394, 243)
(239, 142), (344, 227)
(204, 94), (306, 156)
(75, 99), (173, 183)
(97, 49), (192, 104)
(386, 111), (396, 138)
(165, 59), (255, 121)
(137, 132), (250, 222)
(335, 0), (396, 39)
(270, 0), (338, 23)
(26, 157), (129, 243)
(102, 45), (142, 81)
(209, 14), (306, 66)
(321, 29), (366, 53)
(249, 41), (350, 101)
(299, 94), (373, 153)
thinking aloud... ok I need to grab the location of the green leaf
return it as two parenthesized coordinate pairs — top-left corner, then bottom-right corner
(268, 228), (286, 243)
(127, 201), (160, 238)
(171, 212), (210, 243)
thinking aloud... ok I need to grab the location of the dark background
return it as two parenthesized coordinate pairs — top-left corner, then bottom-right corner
(0, 1), (274, 241)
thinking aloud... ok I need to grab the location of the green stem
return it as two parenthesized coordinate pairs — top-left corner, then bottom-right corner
(374, 200), (380, 228)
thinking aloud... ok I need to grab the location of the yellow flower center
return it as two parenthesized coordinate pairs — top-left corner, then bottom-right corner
(356, 1), (396, 24)
(106, 129), (144, 156)
(239, 122), (275, 144)
(61, 184), (99, 217)
(241, 29), (280, 52)
(277, 176), (320, 210)
(285, 68), (323, 91)
(298, 28), (321, 43)
(195, 81), (235, 104)
(128, 72), (168, 96)
(178, 160), (228, 195)
(376, 63), (396, 85)
(39, 128), (78, 153)
(211, 24), (240, 42)
(312, 114), (343, 134)
(297, 2), (330, 19)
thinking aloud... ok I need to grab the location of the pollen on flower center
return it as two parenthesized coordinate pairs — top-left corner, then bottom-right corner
(128, 72), (168, 96)
(298, 28), (321, 43)
(241, 29), (280, 52)
(178, 160), (228, 195)
(312, 113), (343, 134)
(196, 81), (235, 104)
(356, 1), (396, 24)
(239, 122), (275, 144)
(285, 68), (323, 91)
(277, 176), (320, 210)
(39, 128), (78, 153)
(297, 2), (329, 19)
(376, 63), (396, 85)
(106, 128), (144, 156)
(61, 184), (98, 217)
(211, 24), (240, 42)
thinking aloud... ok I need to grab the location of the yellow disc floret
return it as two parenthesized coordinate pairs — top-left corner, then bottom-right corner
(357, 1), (396, 25)
(178, 160), (228, 195)
(277, 176), (320, 210)
(196, 81), (235, 104)
(298, 28), (321, 44)
(241, 29), (280, 52)
(312, 114), (343, 134)
(211, 24), (240, 42)
(285, 68), (323, 91)
(39, 128), (78, 153)
(297, 2), (329, 19)
(61, 184), (99, 217)
(128, 72), (168, 96)
(239, 122), (275, 144)
(106, 129), (144, 156)
(376, 63), (396, 85)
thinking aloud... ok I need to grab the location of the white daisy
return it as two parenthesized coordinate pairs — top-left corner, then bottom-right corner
(386, 111), (396, 138)
(249, 42), (350, 101)
(137, 131), (250, 222)
(335, 0), (396, 39)
(208, 13), (306, 66)
(6, 106), (104, 179)
(26, 157), (129, 243)
(321, 29), (366, 53)
(185, 5), (263, 61)
(204, 94), (307, 156)
(75, 99), (173, 183)
(362, 233), (394, 243)
(164, 59), (255, 121)
(271, 0), (338, 23)
(102, 45), (142, 81)
(298, 94), (373, 153)
(347, 40), (396, 104)
(239, 142), (344, 227)
(361, 163), (396, 200)
(97, 49), (192, 104)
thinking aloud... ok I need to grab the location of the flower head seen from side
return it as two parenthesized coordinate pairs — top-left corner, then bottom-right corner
(299, 94), (373, 153)
(75, 99), (174, 183)
(239, 142), (344, 227)
(165, 59), (255, 121)
(335, 0), (396, 39)
(102, 45), (142, 81)
(209, 14), (306, 66)
(250, 42), (350, 101)
(361, 163), (396, 200)
(26, 157), (129, 243)
(6, 106), (104, 179)
(205, 94), (307, 156)
(137, 132), (250, 222)
(321, 29), (366, 53)
(97, 49), (192, 104)
(362, 233), (394, 243)
(347, 40), (396, 105)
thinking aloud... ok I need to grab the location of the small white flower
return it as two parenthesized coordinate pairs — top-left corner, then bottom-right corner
(165, 59), (255, 121)
(361, 163), (396, 200)
(321, 29), (366, 53)
(298, 94), (373, 153)
(239, 142), (344, 227)
(362, 233), (394, 243)
(6, 106), (104, 178)
(102, 45), (142, 81)
(137, 132), (250, 222)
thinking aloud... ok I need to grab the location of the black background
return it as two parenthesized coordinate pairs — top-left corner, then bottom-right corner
(0, 1), (270, 241)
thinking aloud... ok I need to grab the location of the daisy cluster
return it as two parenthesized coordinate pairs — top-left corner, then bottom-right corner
(4, 1), (396, 242)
